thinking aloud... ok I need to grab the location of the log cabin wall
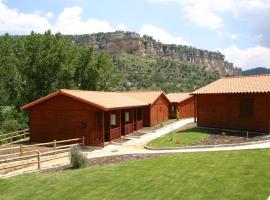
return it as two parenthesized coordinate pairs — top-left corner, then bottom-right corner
(196, 93), (269, 133)
(150, 94), (169, 126)
(178, 97), (195, 119)
(29, 94), (104, 146)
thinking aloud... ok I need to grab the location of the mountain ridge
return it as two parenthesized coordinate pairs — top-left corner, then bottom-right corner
(69, 31), (242, 76)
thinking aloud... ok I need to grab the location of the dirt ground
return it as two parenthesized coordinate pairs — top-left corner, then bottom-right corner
(191, 129), (270, 146)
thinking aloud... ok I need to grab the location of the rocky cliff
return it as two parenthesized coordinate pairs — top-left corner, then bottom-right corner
(70, 31), (241, 76)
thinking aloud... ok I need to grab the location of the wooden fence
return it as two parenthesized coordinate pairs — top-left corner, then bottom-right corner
(0, 137), (85, 175)
(0, 129), (30, 146)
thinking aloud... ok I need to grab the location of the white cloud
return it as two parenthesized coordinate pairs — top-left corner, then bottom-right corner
(149, 0), (270, 47)
(45, 12), (53, 19)
(140, 24), (189, 45)
(0, 1), (52, 34)
(54, 7), (114, 34)
(219, 45), (270, 70)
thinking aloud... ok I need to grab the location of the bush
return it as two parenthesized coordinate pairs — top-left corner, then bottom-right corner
(176, 111), (180, 120)
(70, 147), (88, 169)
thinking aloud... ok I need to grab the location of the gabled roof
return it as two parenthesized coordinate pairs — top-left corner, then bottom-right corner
(21, 89), (148, 111)
(166, 93), (193, 103)
(120, 91), (169, 104)
(191, 74), (270, 95)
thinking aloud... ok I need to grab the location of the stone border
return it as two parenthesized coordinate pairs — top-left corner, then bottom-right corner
(144, 139), (270, 150)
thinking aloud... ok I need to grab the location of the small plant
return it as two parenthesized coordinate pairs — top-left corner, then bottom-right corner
(176, 111), (180, 120)
(170, 131), (173, 142)
(70, 146), (88, 169)
(160, 122), (164, 127)
(175, 138), (180, 144)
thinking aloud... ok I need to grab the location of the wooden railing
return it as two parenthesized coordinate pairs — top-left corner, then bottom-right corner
(135, 120), (143, 131)
(125, 123), (133, 135)
(0, 129), (30, 146)
(109, 127), (121, 141)
(0, 137), (85, 175)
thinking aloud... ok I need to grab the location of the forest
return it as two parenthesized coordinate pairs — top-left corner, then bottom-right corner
(0, 31), (221, 134)
(0, 31), (120, 134)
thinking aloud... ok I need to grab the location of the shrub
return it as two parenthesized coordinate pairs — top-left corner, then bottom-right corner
(70, 146), (88, 169)
(176, 111), (180, 120)
(175, 138), (180, 144)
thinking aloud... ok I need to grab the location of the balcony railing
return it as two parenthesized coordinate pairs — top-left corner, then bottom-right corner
(134, 120), (143, 131)
(109, 127), (121, 141)
(125, 123), (133, 135)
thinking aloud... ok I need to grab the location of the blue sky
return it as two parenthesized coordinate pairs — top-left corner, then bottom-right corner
(1, 0), (270, 70)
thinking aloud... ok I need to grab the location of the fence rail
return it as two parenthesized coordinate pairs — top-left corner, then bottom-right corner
(0, 137), (85, 175)
(0, 129), (30, 146)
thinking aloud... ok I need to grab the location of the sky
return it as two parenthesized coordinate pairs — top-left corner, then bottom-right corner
(0, 0), (270, 70)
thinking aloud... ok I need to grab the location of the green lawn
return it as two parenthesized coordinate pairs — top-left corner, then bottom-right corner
(1, 150), (270, 200)
(147, 128), (209, 148)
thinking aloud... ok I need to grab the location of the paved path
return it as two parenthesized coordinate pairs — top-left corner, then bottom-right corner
(3, 118), (270, 178)
(84, 118), (270, 158)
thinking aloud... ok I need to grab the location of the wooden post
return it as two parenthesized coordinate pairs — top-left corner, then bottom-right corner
(10, 132), (13, 144)
(23, 130), (26, 140)
(82, 136), (85, 148)
(20, 144), (23, 157)
(37, 151), (41, 170)
(102, 111), (105, 145)
(53, 140), (56, 154)
(109, 111), (111, 142)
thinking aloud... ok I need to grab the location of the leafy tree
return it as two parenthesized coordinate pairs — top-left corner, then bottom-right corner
(96, 51), (121, 91)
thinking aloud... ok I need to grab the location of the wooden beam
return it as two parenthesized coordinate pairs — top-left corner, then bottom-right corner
(109, 111), (111, 141)
(268, 95), (270, 134)
(102, 111), (105, 144)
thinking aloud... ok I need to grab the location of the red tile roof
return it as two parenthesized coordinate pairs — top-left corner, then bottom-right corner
(166, 93), (193, 103)
(21, 89), (148, 111)
(191, 74), (270, 95)
(120, 91), (166, 104)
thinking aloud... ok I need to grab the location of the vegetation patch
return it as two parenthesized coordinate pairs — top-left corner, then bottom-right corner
(1, 150), (270, 199)
(147, 128), (210, 148)
(147, 128), (269, 148)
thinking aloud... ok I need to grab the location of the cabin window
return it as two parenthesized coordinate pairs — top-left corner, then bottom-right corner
(171, 105), (175, 112)
(240, 98), (254, 118)
(111, 114), (116, 126)
(97, 112), (103, 128)
(125, 111), (129, 122)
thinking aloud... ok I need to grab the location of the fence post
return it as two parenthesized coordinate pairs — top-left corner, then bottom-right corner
(20, 144), (23, 157)
(82, 136), (85, 148)
(23, 130), (26, 140)
(10, 132), (13, 144)
(37, 151), (41, 170)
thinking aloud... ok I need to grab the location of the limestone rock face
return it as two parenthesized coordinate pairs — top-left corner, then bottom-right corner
(71, 31), (241, 76)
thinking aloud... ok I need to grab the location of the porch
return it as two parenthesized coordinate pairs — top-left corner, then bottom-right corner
(104, 107), (144, 142)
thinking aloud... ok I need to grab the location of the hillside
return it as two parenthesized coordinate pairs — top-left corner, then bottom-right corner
(113, 53), (220, 92)
(242, 67), (270, 76)
(69, 31), (241, 77)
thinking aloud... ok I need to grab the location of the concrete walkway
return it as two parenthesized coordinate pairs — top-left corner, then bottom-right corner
(84, 118), (270, 158)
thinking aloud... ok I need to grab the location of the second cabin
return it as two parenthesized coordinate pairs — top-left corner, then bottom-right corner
(167, 93), (195, 119)
(21, 90), (170, 146)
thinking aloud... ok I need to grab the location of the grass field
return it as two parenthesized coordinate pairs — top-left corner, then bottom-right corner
(147, 128), (209, 148)
(1, 149), (270, 200)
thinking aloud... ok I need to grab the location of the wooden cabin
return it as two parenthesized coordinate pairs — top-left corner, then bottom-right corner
(167, 93), (195, 119)
(191, 75), (270, 133)
(21, 89), (148, 146)
(121, 91), (170, 126)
